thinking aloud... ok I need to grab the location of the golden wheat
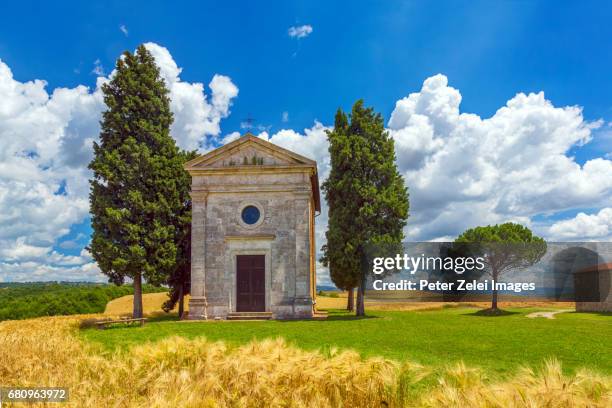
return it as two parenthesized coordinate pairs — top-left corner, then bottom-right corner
(421, 360), (611, 408)
(0, 316), (609, 407)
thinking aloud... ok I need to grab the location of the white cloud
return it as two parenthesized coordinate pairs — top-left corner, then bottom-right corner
(220, 131), (241, 146)
(0, 43), (237, 281)
(548, 208), (612, 240)
(142, 43), (239, 150)
(210, 74), (239, 115)
(315, 261), (332, 286)
(0, 58), (99, 281)
(259, 121), (330, 179)
(0, 237), (50, 262)
(119, 24), (128, 36)
(91, 59), (105, 76)
(58, 233), (87, 249)
(0, 260), (103, 282)
(387, 74), (611, 241)
(282, 111), (289, 122)
(288, 25), (313, 39)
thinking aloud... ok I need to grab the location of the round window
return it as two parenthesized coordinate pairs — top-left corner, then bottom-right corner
(241, 205), (261, 225)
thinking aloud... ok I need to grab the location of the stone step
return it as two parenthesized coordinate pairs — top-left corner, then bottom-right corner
(227, 312), (273, 320)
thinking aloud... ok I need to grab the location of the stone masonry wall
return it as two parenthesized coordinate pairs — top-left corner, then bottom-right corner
(190, 170), (314, 319)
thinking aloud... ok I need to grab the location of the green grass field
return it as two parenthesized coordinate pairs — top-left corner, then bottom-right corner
(81, 306), (611, 376)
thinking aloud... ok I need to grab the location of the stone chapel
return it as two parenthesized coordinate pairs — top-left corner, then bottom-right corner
(184, 133), (321, 319)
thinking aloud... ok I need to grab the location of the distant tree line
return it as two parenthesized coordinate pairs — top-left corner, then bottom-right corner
(0, 282), (165, 321)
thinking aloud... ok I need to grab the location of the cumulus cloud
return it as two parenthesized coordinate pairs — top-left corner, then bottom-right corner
(260, 121), (330, 177)
(142, 43), (239, 150)
(288, 25), (313, 39)
(0, 58), (99, 281)
(387, 74), (611, 241)
(0, 260), (103, 283)
(547, 208), (612, 240)
(0, 43), (237, 281)
(219, 131), (241, 146)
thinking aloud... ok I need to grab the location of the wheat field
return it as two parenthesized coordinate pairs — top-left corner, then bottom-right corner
(0, 314), (610, 407)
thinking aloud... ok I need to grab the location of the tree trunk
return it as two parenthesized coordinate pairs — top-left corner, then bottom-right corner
(491, 268), (498, 310)
(356, 278), (365, 317)
(178, 284), (185, 319)
(133, 273), (143, 318)
(491, 288), (498, 310)
(347, 288), (355, 311)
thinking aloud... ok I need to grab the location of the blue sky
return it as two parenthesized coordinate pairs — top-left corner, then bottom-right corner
(0, 1), (611, 282)
(3, 1), (611, 132)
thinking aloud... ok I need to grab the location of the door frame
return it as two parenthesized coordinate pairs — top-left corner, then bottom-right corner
(226, 237), (273, 313)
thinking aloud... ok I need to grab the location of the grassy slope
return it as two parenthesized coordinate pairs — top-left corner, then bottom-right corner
(82, 306), (611, 376)
(0, 282), (166, 321)
(104, 292), (178, 315)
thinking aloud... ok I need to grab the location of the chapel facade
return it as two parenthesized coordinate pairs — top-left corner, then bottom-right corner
(184, 133), (320, 319)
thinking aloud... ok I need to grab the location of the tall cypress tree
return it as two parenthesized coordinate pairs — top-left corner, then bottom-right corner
(89, 45), (188, 318)
(321, 109), (361, 310)
(322, 100), (409, 316)
(163, 149), (197, 318)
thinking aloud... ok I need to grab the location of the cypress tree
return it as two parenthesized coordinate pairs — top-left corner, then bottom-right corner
(163, 150), (197, 318)
(89, 45), (188, 318)
(321, 109), (360, 310)
(322, 100), (409, 316)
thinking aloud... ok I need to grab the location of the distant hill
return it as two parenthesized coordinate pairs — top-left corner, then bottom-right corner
(0, 281), (109, 289)
(0, 282), (165, 321)
(316, 285), (339, 291)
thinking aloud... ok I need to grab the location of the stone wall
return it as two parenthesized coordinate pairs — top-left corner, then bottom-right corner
(189, 169), (314, 319)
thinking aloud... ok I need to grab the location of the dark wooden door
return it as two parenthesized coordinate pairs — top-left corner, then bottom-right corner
(236, 255), (265, 312)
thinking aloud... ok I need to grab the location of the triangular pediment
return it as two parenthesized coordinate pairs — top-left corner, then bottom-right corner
(185, 133), (316, 170)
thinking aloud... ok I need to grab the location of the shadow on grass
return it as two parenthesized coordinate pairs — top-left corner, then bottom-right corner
(467, 308), (520, 317)
(588, 311), (612, 317)
(272, 309), (380, 323)
(78, 312), (179, 331)
(320, 309), (381, 321)
(323, 314), (379, 321)
(111, 311), (180, 323)
(565, 311), (612, 317)
(145, 312), (180, 322)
